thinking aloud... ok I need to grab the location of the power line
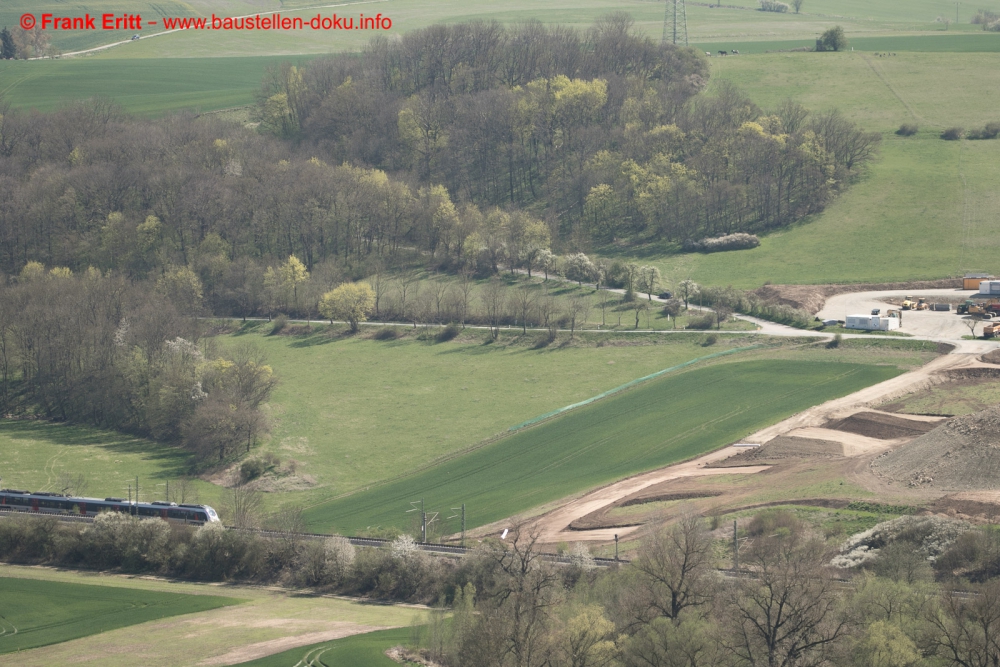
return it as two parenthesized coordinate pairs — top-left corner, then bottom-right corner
(662, 0), (688, 47)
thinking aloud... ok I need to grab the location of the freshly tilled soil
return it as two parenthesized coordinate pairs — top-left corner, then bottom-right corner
(824, 411), (939, 440)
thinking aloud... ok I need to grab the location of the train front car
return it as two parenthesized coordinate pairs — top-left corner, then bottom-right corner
(0, 490), (220, 524)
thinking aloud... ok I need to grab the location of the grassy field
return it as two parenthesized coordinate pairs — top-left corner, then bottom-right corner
(629, 50), (1000, 290)
(2, 564), (424, 666)
(0, 56), (313, 115)
(234, 627), (412, 667)
(301, 358), (902, 534)
(0, 576), (239, 654)
(5, 0), (998, 59)
(0, 419), (222, 507)
(880, 378), (1000, 415)
(224, 327), (754, 500)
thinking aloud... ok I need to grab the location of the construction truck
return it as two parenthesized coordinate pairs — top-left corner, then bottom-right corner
(957, 300), (992, 318)
(985, 323), (999, 339)
(901, 296), (917, 310)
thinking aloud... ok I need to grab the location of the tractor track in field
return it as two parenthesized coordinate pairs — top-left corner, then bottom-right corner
(860, 53), (922, 123)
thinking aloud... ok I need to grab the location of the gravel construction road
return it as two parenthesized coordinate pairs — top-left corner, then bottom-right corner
(818, 288), (987, 340)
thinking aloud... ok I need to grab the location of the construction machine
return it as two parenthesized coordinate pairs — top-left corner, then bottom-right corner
(985, 323), (999, 339)
(957, 300), (990, 317)
(901, 296), (917, 310)
(916, 297), (929, 311)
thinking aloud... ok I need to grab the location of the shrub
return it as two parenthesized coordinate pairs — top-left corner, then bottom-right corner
(747, 510), (801, 538)
(269, 314), (288, 335)
(759, 0), (789, 11)
(686, 314), (715, 330)
(832, 515), (972, 569)
(700, 285), (812, 328)
(436, 323), (461, 342)
(973, 9), (1000, 25)
(703, 334), (718, 346)
(240, 458), (269, 482)
(817, 25), (848, 51)
(896, 123), (918, 136)
(941, 127), (964, 140)
(827, 333), (842, 349)
(683, 233), (760, 253)
(374, 327), (400, 340)
(967, 122), (1000, 140)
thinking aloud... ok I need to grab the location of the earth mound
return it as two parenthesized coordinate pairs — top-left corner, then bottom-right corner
(825, 411), (938, 440)
(872, 405), (1000, 490)
(711, 436), (843, 467)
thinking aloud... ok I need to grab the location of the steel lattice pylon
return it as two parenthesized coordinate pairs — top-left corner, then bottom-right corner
(662, 0), (688, 46)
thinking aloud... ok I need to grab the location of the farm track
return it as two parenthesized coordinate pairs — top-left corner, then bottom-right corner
(524, 352), (982, 545)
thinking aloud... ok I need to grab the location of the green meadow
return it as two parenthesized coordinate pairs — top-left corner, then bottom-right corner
(0, 56), (311, 115)
(301, 359), (901, 534)
(0, 576), (239, 654)
(635, 50), (1000, 289)
(228, 329), (752, 500)
(0, 420), (221, 507)
(234, 627), (412, 667)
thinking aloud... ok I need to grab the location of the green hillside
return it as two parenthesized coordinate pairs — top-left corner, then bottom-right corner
(302, 359), (901, 534)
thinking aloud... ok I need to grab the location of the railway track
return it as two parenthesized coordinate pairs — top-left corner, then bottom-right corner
(0, 509), (627, 566)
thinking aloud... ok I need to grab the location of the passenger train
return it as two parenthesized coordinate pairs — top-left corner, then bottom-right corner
(0, 489), (220, 524)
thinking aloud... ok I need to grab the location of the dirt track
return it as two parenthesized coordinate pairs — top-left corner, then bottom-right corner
(527, 353), (977, 544)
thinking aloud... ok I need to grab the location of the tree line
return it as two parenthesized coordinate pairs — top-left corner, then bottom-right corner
(0, 267), (276, 461)
(5, 509), (1000, 666)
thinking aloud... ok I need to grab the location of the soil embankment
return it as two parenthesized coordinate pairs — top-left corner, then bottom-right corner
(872, 405), (1000, 491)
(754, 279), (961, 314)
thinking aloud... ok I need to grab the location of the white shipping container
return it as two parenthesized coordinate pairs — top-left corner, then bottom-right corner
(845, 314), (899, 331)
(980, 281), (1000, 295)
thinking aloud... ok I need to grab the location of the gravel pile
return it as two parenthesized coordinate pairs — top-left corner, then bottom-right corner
(872, 405), (1000, 490)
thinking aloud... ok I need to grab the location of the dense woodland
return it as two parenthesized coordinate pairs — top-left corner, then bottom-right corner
(0, 16), (878, 295)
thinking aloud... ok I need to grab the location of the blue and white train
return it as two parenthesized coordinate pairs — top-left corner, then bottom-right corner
(0, 489), (220, 524)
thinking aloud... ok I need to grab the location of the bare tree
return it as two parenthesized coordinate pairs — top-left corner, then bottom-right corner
(482, 278), (508, 339)
(930, 580), (1000, 667)
(456, 269), (475, 328)
(715, 305), (733, 330)
(224, 477), (264, 529)
(474, 523), (562, 667)
(430, 279), (452, 324)
(513, 284), (538, 333)
(966, 315), (985, 339)
(721, 532), (847, 667)
(369, 264), (390, 318)
(567, 294), (591, 338)
(633, 516), (716, 623)
(598, 289), (614, 328)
